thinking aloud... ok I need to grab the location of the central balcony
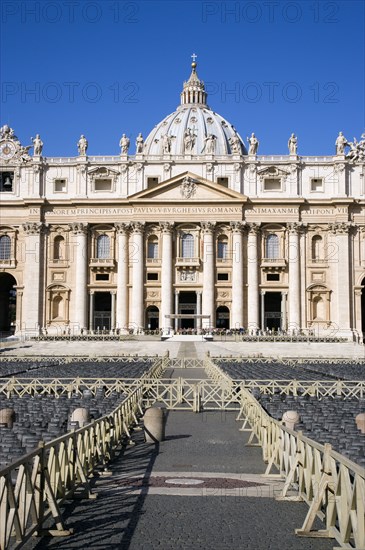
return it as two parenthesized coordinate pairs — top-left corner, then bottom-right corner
(261, 257), (287, 270)
(176, 257), (200, 267)
(89, 258), (115, 269)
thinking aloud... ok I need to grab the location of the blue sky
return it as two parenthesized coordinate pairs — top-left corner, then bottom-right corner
(1, 0), (364, 156)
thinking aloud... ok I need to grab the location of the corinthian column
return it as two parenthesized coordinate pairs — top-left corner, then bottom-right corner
(160, 222), (174, 330)
(115, 223), (130, 331)
(247, 223), (260, 333)
(70, 222), (88, 332)
(202, 222), (215, 329)
(22, 222), (44, 333)
(230, 222), (244, 328)
(130, 222), (145, 329)
(330, 222), (352, 336)
(288, 223), (301, 332)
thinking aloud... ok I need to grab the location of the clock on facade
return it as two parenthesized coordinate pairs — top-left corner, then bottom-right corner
(0, 141), (16, 160)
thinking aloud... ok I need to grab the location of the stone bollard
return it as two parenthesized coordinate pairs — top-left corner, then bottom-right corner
(0, 408), (15, 428)
(143, 407), (166, 443)
(70, 408), (90, 428)
(282, 410), (300, 430)
(355, 413), (365, 434)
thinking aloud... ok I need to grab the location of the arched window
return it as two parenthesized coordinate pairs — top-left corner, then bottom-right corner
(217, 236), (228, 260)
(96, 235), (110, 259)
(181, 233), (194, 258)
(53, 235), (65, 260)
(0, 235), (11, 260)
(147, 236), (158, 259)
(311, 235), (323, 260)
(266, 234), (279, 259)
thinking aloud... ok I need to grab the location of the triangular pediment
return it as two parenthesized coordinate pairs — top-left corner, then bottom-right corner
(129, 172), (247, 203)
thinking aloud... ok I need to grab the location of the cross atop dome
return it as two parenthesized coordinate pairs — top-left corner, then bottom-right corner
(181, 55), (207, 106)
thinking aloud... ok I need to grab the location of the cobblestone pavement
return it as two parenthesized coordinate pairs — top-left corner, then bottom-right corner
(23, 411), (334, 550)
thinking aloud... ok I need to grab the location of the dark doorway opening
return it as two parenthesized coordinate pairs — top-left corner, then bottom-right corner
(178, 291), (197, 329)
(264, 292), (282, 330)
(361, 277), (365, 342)
(94, 292), (111, 331)
(0, 273), (17, 334)
(216, 306), (230, 330)
(146, 306), (159, 330)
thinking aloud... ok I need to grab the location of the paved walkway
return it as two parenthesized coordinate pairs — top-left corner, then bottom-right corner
(23, 368), (334, 549)
(1, 338), (364, 359)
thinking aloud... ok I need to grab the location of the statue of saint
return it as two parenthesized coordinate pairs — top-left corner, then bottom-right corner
(32, 134), (43, 156)
(162, 133), (172, 154)
(202, 133), (217, 154)
(183, 128), (196, 153)
(229, 134), (242, 154)
(119, 134), (130, 154)
(335, 132), (347, 155)
(136, 133), (144, 153)
(247, 133), (259, 155)
(77, 135), (88, 155)
(288, 133), (298, 155)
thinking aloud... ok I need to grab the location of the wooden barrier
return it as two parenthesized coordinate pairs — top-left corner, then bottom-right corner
(0, 386), (143, 550)
(237, 386), (365, 549)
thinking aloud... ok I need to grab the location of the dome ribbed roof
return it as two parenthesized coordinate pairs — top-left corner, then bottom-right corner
(144, 62), (247, 156)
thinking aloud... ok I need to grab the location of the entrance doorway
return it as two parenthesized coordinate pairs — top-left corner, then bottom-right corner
(146, 306), (159, 330)
(178, 291), (197, 329)
(216, 306), (230, 329)
(0, 273), (17, 334)
(264, 292), (282, 330)
(361, 277), (365, 342)
(94, 292), (111, 331)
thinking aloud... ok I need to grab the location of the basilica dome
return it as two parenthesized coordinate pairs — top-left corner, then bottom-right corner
(144, 62), (247, 156)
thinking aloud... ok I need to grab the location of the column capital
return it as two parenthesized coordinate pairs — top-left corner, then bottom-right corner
(159, 221), (174, 233)
(22, 222), (45, 235)
(287, 222), (305, 235)
(115, 222), (130, 235)
(201, 221), (216, 234)
(69, 222), (88, 235)
(131, 221), (145, 234)
(247, 222), (260, 235)
(328, 221), (353, 235)
(229, 221), (246, 233)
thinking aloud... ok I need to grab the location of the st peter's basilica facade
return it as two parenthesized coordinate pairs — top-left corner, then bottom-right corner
(0, 62), (365, 340)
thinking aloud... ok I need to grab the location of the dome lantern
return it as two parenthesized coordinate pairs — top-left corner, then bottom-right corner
(180, 57), (208, 107)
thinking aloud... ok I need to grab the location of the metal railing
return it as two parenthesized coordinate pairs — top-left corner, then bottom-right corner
(236, 387), (365, 549)
(0, 386), (144, 550)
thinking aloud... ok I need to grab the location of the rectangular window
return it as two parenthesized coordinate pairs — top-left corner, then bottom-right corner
(96, 273), (109, 281)
(0, 172), (14, 192)
(217, 177), (228, 187)
(311, 178), (323, 192)
(147, 272), (158, 281)
(94, 179), (112, 191)
(217, 273), (229, 281)
(264, 178), (281, 191)
(267, 273), (280, 281)
(147, 177), (159, 188)
(54, 179), (67, 192)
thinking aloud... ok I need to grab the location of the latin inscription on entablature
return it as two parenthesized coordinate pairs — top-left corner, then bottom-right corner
(245, 207), (299, 216)
(38, 206), (243, 218)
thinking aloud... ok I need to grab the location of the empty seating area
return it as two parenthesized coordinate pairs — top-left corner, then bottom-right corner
(217, 359), (365, 381)
(255, 392), (365, 467)
(0, 357), (156, 469)
(0, 358), (154, 379)
(0, 390), (127, 469)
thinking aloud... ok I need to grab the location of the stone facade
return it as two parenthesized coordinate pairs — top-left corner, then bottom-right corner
(0, 64), (364, 340)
